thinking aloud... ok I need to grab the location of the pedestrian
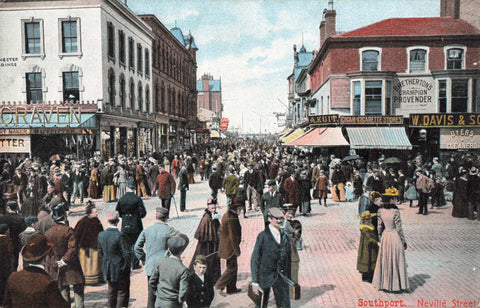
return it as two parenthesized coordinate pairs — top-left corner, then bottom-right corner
(115, 164), (128, 199)
(178, 165), (189, 212)
(19, 216), (39, 246)
(0, 201), (27, 272)
(102, 162), (116, 202)
(208, 165), (223, 200)
(415, 169), (434, 215)
(88, 162), (101, 199)
(0, 223), (13, 305)
(190, 198), (222, 283)
(134, 207), (177, 308)
(467, 167), (480, 220)
(12, 167), (28, 210)
(236, 178), (248, 218)
(136, 160), (149, 198)
(244, 162), (261, 211)
(250, 207), (291, 308)
(452, 168), (469, 218)
(3, 233), (68, 308)
(153, 164), (176, 218)
(74, 201), (104, 285)
(71, 164), (86, 205)
(345, 182), (354, 202)
(97, 210), (132, 308)
(314, 170), (329, 207)
(116, 177), (147, 270)
(298, 170), (312, 215)
(331, 165), (346, 202)
(261, 179), (283, 228)
(186, 255), (215, 308)
(215, 199), (242, 296)
(284, 205), (302, 298)
(223, 168), (240, 206)
(356, 211), (379, 283)
(171, 155), (181, 179)
(198, 157), (206, 181)
(149, 233), (190, 308)
(61, 166), (73, 210)
(45, 204), (86, 308)
(187, 157), (196, 184)
(284, 169), (300, 212)
(372, 188), (409, 292)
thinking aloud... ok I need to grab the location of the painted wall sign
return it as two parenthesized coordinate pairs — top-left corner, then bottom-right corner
(0, 135), (30, 153)
(440, 128), (480, 149)
(0, 57), (19, 67)
(410, 113), (480, 127)
(308, 114), (339, 125)
(0, 106), (82, 126)
(392, 77), (436, 116)
(340, 116), (404, 125)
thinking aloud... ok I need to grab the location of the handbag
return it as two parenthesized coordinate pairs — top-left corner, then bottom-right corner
(278, 271), (301, 300)
(248, 282), (264, 306)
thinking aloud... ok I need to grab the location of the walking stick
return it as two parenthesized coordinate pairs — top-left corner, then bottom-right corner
(172, 194), (180, 219)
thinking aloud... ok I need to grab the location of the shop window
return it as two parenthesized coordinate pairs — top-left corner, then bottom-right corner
(107, 22), (115, 62)
(128, 37), (135, 72)
(362, 50), (379, 71)
(26, 72), (42, 103)
(145, 48), (150, 78)
(108, 68), (116, 105)
(22, 18), (44, 59)
(137, 44), (143, 75)
(439, 80), (447, 113)
(129, 78), (135, 109)
(137, 82), (143, 111)
(119, 30), (126, 67)
(446, 48), (464, 70)
(119, 74), (126, 109)
(409, 49), (426, 73)
(365, 81), (382, 115)
(63, 71), (79, 102)
(451, 79), (468, 112)
(353, 81), (361, 115)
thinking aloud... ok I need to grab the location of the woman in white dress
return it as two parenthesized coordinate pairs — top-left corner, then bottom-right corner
(372, 187), (409, 292)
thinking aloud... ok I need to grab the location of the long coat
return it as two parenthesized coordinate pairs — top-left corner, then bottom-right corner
(185, 273), (215, 308)
(115, 191), (147, 237)
(284, 177), (300, 206)
(134, 221), (177, 277)
(0, 235), (13, 304)
(250, 226), (291, 289)
(218, 209), (241, 260)
(153, 171), (176, 200)
(97, 227), (131, 283)
(45, 223), (85, 286)
(3, 266), (68, 308)
(261, 191), (283, 222)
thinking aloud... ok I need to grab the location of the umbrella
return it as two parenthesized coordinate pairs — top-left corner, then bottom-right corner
(384, 157), (401, 164)
(49, 154), (65, 161)
(342, 154), (360, 162)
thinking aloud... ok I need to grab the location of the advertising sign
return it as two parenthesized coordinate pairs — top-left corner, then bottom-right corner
(440, 128), (480, 149)
(0, 135), (30, 153)
(410, 113), (480, 127)
(220, 118), (229, 130)
(309, 115), (339, 126)
(392, 77), (436, 116)
(340, 116), (403, 125)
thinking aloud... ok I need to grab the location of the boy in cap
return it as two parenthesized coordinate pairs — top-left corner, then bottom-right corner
(3, 233), (67, 307)
(149, 233), (190, 308)
(186, 255), (215, 307)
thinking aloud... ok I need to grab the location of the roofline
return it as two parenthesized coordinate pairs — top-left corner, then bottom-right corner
(308, 33), (480, 74)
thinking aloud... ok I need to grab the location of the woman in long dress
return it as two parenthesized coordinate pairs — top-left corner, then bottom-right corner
(74, 201), (104, 285)
(88, 163), (101, 199)
(115, 164), (127, 199)
(372, 188), (409, 292)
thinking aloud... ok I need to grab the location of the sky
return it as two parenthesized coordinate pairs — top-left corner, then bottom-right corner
(127, 0), (439, 134)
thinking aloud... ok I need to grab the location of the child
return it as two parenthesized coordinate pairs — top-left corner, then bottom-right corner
(346, 182), (354, 202)
(186, 255), (215, 307)
(356, 211), (379, 283)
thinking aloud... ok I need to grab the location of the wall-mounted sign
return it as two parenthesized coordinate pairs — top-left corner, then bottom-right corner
(0, 135), (30, 153)
(308, 115), (339, 126)
(220, 118), (229, 130)
(0, 106), (83, 126)
(392, 77), (435, 116)
(340, 116), (404, 125)
(0, 57), (19, 68)
(440, 128), (480, 149)
(410, 113), (480, 127)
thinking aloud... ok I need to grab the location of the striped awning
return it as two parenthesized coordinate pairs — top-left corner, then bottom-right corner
(286, 127), (349, 147)
(280, 128), (305, 144)
(346, 127), (412, 150)
(278, 128), (294, 137)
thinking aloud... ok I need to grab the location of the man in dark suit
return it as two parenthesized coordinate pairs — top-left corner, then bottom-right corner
(215, 199), (242, 296)
(3, 233), (67, 307)
(0, 201), (27, 272)
(251, 207), (291, 308)
(208, 165), (223, 199)
(261, 179), (283, 228)
(116, 177), (147, 270)
(98, 210), (131, 308)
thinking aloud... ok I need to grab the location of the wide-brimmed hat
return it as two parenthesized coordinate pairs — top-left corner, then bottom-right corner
(382, 187), (399, 197)
(370, 191), (382, 202)
(359, 211), (376, 220)
(21, 233), (53, 262)
(470, 167), (478, 176)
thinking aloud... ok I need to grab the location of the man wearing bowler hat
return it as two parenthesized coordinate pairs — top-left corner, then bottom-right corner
(251, 207), (291, 308)
(261, 179), (283, 228)
(116, 177), (147, 270)
(4, 233), (68, 307)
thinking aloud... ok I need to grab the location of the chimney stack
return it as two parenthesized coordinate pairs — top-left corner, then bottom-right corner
(440, 0), (460, 19)
(319, 10), (326, 48)
(325, 0), (336, 39)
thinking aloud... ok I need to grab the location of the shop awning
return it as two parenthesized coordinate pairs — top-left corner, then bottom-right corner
(286, 127), (349, 147)
(280, 128), (305, 144)
(278, 128), (294, 137)
(346, 127), (412, 150)
(210, 130), (220, 138)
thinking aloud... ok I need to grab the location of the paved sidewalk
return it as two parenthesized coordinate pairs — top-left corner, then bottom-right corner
(67, 177), (480, 308)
